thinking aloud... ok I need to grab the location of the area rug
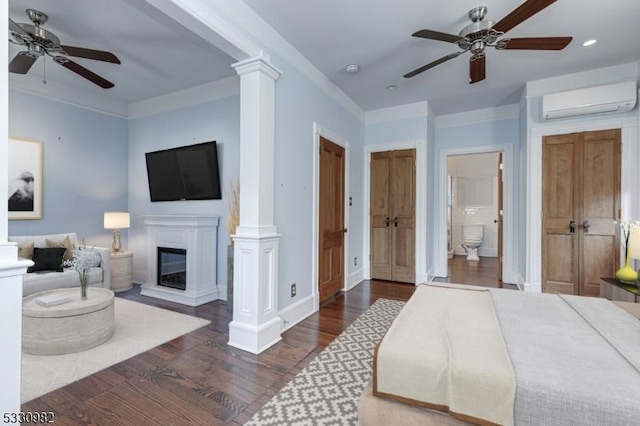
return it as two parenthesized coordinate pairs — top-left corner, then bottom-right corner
(246, 298), (404, 426)
(21, 298), (210, 403)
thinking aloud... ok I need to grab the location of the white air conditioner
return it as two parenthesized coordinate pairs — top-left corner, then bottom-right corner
(541, 81), (637, 120)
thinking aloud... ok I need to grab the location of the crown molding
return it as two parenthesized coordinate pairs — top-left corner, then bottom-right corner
(365, 101), (430, 124)
(434, 103), (520, 128)
(9, 76), (129, 118)
(128, 76), (239, 119)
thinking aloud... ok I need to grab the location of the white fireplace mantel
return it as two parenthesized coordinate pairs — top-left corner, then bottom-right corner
(141, 215), (219, 306)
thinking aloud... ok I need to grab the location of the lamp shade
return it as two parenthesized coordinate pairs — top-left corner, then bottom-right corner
(104, 212), (130, 229)
(628, 225), (640, 260)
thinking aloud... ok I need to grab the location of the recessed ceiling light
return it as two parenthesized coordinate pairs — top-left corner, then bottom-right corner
(582, 39), (597, 47)
(345, 64), (360, 74)
(386, 85), (398, 90)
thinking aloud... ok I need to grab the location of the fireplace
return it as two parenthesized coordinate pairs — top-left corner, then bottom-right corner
(141, 215), (220, 306)
(157, 247), (186, 290)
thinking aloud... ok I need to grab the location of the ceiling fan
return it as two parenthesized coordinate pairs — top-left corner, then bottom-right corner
(404, 0), (572, 84)
(8, 9), (120, 88)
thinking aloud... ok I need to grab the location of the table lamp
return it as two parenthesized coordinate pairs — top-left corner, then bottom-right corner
(104, 212), (130, 253)
(626, 224), (640, 286)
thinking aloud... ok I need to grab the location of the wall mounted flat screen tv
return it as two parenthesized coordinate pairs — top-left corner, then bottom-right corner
(145, 141), (222, 201)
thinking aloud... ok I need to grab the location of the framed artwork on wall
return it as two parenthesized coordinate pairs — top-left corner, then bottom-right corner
(8, 138), (43, 220)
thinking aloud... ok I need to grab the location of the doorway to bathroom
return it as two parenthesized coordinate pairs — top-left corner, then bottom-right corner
(446, 151), (504, 287)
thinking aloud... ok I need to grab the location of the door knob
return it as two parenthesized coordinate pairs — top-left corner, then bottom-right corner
(569, 220), (576, 233)
(385, 217), (390, 227)
(583, 220), (590, 233)
(394, 217), (398, 227)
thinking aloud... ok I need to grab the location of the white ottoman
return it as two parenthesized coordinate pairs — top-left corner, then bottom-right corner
(23, 287), (115, 355)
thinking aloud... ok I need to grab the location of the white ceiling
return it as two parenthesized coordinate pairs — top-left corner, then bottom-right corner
(8, 0), (640, 115)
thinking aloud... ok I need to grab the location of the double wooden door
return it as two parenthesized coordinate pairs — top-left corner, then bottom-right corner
(542, 129), (621, 296)
(370, 149), (415, 283)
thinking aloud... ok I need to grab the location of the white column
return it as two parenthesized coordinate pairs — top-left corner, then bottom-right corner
(228, 54), (282, 354)
(1, 2), (32, 413)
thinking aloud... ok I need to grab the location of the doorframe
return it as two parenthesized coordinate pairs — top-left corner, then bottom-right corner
(435, 144), (515, 284)
(526, 116), (638, 292)
(312, 123), (350, 310)
(363, 140), (427, 284)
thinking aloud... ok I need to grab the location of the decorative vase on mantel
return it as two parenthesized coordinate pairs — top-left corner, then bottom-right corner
(615, 250), (638, 284)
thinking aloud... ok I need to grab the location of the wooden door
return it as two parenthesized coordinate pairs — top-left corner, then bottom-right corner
(579, 130), (620, 296)
(497, 153), (504, 283)
(370, 149), (415, 283)
(319, 137), (345, 303)
(542, 130), (620, 295)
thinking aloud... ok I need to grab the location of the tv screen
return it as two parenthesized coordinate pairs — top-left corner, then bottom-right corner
(145, 141), (222, 201)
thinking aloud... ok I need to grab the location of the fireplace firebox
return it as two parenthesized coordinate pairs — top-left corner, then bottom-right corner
(157, 247), (187, 290)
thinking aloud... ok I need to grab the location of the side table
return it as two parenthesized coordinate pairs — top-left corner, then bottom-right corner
(110, 251), (134, 292)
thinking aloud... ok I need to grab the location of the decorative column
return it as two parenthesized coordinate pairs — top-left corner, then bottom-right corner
(228, 54), (282, 354)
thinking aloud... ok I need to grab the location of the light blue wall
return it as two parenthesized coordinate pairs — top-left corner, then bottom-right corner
(435, 117), (520, 282)
(365, 116), (428, 145)
(127, 95), (240, 290)
(426, 108), (436, 277)
(518, 101), (528, 284)
(271, 56), (365, 309)
(8, 89), (128, 248)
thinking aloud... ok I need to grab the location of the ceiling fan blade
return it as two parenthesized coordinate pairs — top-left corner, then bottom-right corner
(492, 0), (557, 34)
(59, 45), (121, 64)
(404, 52), (462, 78)
(54, 57), (114, 88)
(412, 29), (464, 44)
(9, 52), (38, 74)
(469, 56), (486, 84)
(501, 36), (572, 50)
(9, 18), (31, 38)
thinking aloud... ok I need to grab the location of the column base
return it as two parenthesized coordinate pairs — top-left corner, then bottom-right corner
(228, 316), (282, 354)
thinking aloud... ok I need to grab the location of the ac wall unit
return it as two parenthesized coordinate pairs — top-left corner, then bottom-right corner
(541, 81), (637, 120)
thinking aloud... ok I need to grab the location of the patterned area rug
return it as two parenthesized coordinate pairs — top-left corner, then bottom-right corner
(246, 298), (404, 426)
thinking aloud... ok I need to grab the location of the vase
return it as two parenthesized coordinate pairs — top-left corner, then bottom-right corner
(615, 251), (638, 284)
(79, 270), (88, 300)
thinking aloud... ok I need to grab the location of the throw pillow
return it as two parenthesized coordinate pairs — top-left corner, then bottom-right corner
(27, 247), (66, 273)
(18, 241), (35, 259)
(46, 235), (76, 263)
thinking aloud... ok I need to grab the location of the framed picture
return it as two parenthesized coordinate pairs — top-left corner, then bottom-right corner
(8, 138), (43, 220)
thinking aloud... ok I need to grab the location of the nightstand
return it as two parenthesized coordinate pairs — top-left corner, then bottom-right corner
(599, 277), (640, 303)
(110, 251), (133, 292)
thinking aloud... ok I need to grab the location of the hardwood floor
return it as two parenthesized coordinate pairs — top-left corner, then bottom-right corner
(434, 254), (503, 288)
(19, 260), (513, 425)
(20, 281), (415, 425)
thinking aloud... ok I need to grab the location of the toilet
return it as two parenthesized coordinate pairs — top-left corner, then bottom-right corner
(462, 224), (484, 261)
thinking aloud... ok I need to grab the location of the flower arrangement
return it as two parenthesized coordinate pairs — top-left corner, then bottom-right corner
(225, 178), (240, 243)
(616, 220), (640, 257)
(72, 246), (101, 300)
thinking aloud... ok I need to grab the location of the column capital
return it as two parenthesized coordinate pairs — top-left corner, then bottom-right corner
(233, 52), (282, 80)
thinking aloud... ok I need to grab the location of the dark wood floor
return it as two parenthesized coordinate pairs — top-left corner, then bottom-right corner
(20, 280), (415, 425)
(434, 255), (504, 288)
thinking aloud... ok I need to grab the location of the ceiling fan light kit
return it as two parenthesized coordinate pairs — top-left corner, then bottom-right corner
(405, 0), (572, 84)
(8, 9), (121, 88)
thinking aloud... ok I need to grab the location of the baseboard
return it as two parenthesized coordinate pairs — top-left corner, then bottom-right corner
(279, 294), (315, 332)
(347, 268), (364, 290)
(516, 273), (526, 291)
(217, 283), (228, 301)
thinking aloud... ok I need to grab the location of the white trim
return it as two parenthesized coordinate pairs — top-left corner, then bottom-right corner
(205, 0), (365, 121)
(9, 79), (129, 118)
(526, 115), (639, 293)
(128, 77), (239, 118)
(279, 294), (314, 332)
(434, 104), (520, 129)
(435, 144), (516, 284)
(363, 140), (426, 284)
(312, 123), (351, 312)
(347, 268), (365, 290)
(365, 101), (429, 124)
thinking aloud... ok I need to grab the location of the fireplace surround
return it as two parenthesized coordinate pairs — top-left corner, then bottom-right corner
(141, 215), (219, 306)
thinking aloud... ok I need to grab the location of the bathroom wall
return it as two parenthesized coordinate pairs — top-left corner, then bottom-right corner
(448, 152), (499, 257)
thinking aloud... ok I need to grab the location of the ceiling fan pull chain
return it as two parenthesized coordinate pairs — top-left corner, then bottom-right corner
(42, 55), (47, 85)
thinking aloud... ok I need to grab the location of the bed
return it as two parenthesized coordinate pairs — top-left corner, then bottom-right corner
(358, 282), (640, 426)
